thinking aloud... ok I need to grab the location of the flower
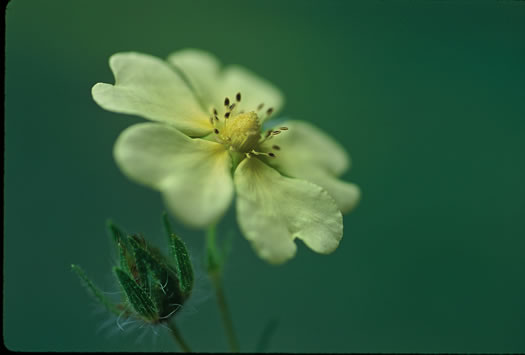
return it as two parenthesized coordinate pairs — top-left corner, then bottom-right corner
(92, 49), (360, 264)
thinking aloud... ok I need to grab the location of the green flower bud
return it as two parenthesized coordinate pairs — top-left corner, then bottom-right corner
(73, 218), (194, 325)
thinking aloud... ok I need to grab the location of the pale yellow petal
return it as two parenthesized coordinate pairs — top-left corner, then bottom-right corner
(219, 65), (284, 123)
(92, 52), (212, 137)
(265, 120), (350, 175)
(114, 123), (233, 228)
(167, 49), (222, 112)
(263, 120), (359, 212)
(234, 158), (343, 264)
(167, 51), (284, 122)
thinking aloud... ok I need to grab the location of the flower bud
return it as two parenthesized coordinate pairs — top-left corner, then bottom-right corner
(73, 219), (194, 325)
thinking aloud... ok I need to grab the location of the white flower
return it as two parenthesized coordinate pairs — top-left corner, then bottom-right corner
(92, 49), (360, 264)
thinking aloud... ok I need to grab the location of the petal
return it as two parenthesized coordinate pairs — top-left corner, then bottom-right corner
(219, 65), (284, 123)
(167, 49), (222, 112)
(262, 120), (359, 213)
(167, 50), (284, 123)
(92, 52), (212, 137)
(298, 171), (361, 213)
(265, 120), (350, 175)
(114, 123), (233, 228)
(234, 157), (343, 264)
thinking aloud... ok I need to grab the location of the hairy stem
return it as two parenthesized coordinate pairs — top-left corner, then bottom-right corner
(167, 320), (192, 353)
(206, 225), (240, 353)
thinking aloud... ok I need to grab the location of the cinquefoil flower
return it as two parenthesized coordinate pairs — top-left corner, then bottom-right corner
(92, 49), (360, 264)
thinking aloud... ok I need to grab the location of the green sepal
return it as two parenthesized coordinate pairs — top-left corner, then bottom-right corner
(163, 212), (194, 298)
(169, 233), (194, 297)
(114, 267), (158, 322)
(162, 211), (174, 239)
(128, 235), (152, 293)
(128, 235), (185, 315)
(129, 235), (165, 283)
(71, 264), (120, 315)
(107, 220), (133, 275)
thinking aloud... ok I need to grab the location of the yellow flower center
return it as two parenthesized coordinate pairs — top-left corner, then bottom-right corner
(210, 92), (287, 158)
(217, 111), (261, 153)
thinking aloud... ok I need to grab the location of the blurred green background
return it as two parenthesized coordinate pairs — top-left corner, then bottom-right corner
(5, 0), (525, 352)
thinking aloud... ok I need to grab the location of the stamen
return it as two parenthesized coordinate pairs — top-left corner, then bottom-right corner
(272, 145), (280, 150)
(250, 150), (276, 158)
(224, 97), (230, 106)
(236, 92), (241, 102)
(258, 129), (274, 145)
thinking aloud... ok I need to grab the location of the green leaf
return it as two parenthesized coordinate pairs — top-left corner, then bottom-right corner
(71, 264), (120, 315)
(114, 267), (158, 322)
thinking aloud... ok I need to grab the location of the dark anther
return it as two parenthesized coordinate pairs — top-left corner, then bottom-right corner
(272, 130), (281, 135)
(225, 112), (231, 118)
(266, 107), (274, 115)
(215, 116), (219, 121)
(265, 130), (272, 138)
(213, 108), (218, 115)
(236, 92), (241, 102)
(229, 103), (236, 110)
(214, 128), (220, 134)
(257, 103), (264, 111)
(280, 127), (288, 130)
(224, 97), (230, 106)
(272, 145), (281, 150)
(268, 152), (276, 157)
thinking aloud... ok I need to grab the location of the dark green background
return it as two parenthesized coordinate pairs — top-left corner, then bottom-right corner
(5, 0), (525, 352)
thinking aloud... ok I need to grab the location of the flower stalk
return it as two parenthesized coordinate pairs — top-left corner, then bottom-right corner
(206, 225), (240, 353)
(167, 320), (192, 352)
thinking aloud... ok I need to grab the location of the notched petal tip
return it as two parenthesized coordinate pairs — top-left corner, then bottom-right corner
(234, 158), (343, 264)
(92, 51), (212, 136)
(341, 183), (361, 214)
(91, 82), (114, 107)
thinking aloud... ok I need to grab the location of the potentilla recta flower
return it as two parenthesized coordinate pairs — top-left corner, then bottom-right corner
(92, 49), (360, 264)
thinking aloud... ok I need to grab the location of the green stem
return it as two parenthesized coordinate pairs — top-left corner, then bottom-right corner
(167, 320), (192, 353)
(206, 225), (240, 353)
(210, 271), (239, 353)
